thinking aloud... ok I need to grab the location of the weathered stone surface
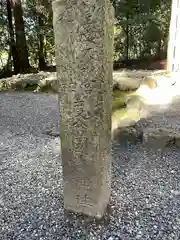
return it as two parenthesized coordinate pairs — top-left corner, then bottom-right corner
(112, 116), (137, 131)
(52, 0), (114, 218)
(0, 72), (140, 92)
(112, 70), (163, 91)
(113, 73), (142, 91)
(143, 128), (177, 149)
(175, 137), (180, 148)
(0, 72), (57, 92)
(113, 70), (173, 91)
(111, 95), (145, 143)
(0, 70), (171, 93)
(126, 95), (145, 110)
(112, 125), (142, 144)
(36, 73), (58, 92)
(111, 95), (145, 134)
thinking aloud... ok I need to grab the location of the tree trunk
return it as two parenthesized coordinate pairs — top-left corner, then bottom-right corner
(38, 15), (47, 70)
(12, 0), (30, 73)
(157, 39), (162, 59)
(52, 0), (114, 218)
(125, 0), (130, 62)
(6, 0), (18, 74)
(125, 13), (129, 62)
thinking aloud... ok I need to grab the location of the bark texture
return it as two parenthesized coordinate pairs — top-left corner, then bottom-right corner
(12, 0), (30, 73)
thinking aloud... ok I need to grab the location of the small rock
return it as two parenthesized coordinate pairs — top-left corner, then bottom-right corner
(174, 136), (180, 148)
(108, 237), (114, 240)
(112, 126), (142, 144)
(171, 190), (180, 196)
(126, 95), (145, 114)
(113, 73), (141, 91)
(43, 127), (60, 137)
(143, 128), (176, 149)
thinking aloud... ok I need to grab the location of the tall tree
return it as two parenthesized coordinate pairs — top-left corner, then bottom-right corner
(11, 0), (30, 73)
(6, 0), (18, 73)
(0, 0), (12, 77)
(37, 14), (47, 70)
(36, 0), (53, 69)
(25, 0), (53, 69)
(113, 0), (171, 63)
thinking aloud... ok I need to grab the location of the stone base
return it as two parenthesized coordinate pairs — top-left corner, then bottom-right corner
(63, 173), (111, 219)
(64, 193), (111, 219)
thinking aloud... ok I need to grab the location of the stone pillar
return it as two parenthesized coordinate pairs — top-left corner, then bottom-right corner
(52, 0), (114, 218)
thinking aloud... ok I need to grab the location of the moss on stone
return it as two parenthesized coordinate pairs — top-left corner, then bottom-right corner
(112, 89), (136, 113)
(112, 108), (127, 122)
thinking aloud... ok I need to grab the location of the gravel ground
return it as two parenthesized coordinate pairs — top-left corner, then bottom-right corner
(0, 92), (180, 240)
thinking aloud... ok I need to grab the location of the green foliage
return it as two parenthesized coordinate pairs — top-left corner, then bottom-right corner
(24, 0), (54, 67)
(113, 0), (171, 61)
(0, 0), (173, 73)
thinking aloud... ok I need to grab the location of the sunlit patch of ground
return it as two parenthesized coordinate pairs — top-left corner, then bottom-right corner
(136, 73), (180, 106)
(112, 90), (139, 131)
(111, 72), (180, 133)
